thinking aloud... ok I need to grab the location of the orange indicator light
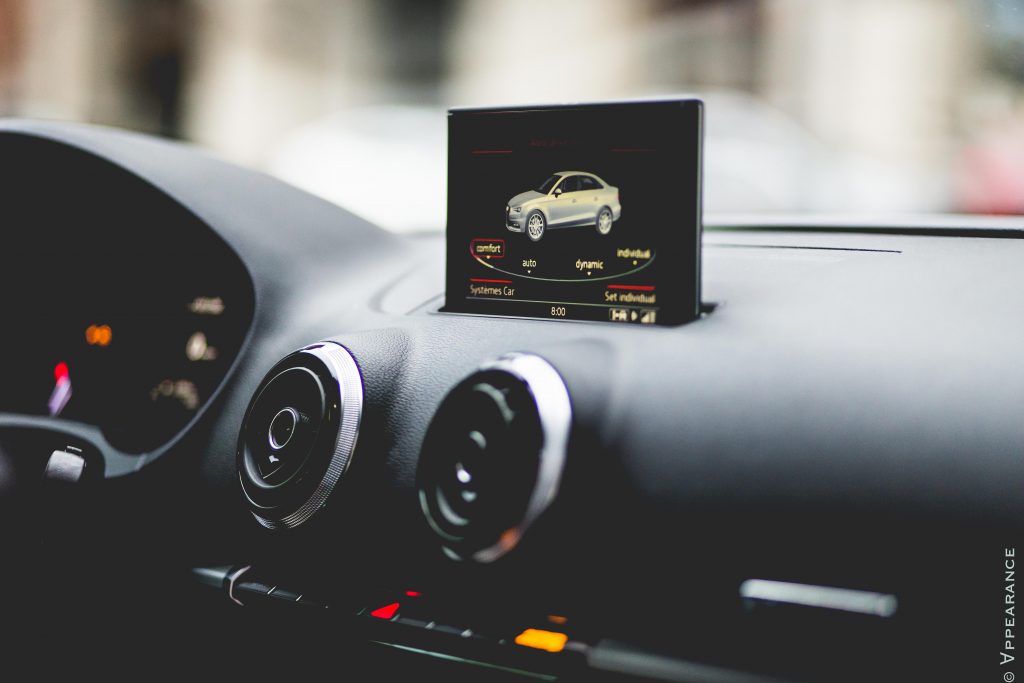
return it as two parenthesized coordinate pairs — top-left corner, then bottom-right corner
(546, 615), (568, 625)
(514, 628), (568, 653)
(85, 324), (112, 347)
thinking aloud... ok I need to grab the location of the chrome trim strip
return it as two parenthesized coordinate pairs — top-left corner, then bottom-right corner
(739, 578), (898, 618)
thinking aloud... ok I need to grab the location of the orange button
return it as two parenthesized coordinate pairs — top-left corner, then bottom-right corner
(514, 628), (568, 653)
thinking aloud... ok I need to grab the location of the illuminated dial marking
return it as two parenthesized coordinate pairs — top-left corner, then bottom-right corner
(470, 250), (655, 283)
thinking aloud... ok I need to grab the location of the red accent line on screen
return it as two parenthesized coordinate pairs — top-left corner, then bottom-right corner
(607, 284), (656, 291)
(471, 278), (513, 284)
(471, 149), (513, 154)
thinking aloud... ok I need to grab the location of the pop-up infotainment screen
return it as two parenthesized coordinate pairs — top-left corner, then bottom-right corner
(444, 99), (703, 325)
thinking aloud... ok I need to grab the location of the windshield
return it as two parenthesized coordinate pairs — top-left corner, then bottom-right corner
(537, 175), (561, 195)
(3, 2), (1021, 231)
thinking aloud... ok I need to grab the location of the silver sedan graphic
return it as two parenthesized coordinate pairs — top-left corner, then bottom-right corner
(505, 171), (621, 241)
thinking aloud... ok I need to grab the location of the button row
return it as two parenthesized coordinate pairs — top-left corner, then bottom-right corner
(232, 576), (328, 609)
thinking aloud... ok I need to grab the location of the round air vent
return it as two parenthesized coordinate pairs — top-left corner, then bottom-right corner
(237, 342), (363, 529)
(417, 353), (571, 562)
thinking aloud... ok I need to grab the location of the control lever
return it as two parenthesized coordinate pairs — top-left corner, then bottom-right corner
(44, 446), (86, 484)
(0, 433), (100, 565)
(0, 433), (95, 501)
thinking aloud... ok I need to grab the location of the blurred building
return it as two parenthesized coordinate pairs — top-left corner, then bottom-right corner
(0, 0), (1022, 223)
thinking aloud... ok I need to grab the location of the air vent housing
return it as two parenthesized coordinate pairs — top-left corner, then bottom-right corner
(417, 353), (571, 562)
(237, 342), (363, 529)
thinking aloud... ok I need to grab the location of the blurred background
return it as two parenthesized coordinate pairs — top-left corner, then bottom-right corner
(1, 0), (1023, 231)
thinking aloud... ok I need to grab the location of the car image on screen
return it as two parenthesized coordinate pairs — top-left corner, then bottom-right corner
(505, 171), (621, 241)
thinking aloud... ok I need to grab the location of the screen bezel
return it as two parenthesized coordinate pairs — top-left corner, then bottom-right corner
(443, 98), (703, 326)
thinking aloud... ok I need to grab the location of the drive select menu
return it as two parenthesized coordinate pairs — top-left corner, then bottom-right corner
(444, 99), (703, 325)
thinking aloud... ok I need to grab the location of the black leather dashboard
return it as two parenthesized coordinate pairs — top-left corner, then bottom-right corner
(1, 120), (1021, 681)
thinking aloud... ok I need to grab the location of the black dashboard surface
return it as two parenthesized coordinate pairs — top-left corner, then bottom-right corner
(0, 134), (254, 457)
(1, 120), (1022, 681)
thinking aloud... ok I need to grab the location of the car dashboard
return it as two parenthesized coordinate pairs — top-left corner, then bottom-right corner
(1, 121), (1022, 681)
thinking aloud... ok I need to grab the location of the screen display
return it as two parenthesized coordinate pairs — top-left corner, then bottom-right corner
(444, 99), (703, 325)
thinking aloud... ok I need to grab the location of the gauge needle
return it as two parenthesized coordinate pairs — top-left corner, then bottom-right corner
(48, 362), (73, 416)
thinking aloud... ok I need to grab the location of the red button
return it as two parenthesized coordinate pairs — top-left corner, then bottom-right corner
(369, 602), (400, 619)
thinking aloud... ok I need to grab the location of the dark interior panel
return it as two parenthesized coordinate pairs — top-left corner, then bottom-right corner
(0, 121), (1020, 681)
